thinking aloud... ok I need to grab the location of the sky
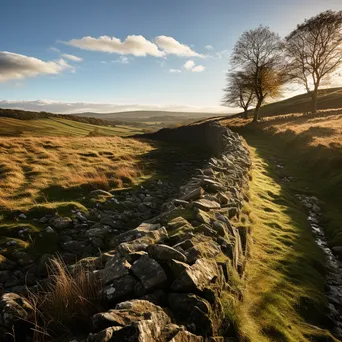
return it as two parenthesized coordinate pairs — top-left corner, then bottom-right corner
(1, 0), (342, 114)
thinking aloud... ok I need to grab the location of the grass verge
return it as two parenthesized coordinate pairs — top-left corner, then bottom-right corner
(222, 139), (337, 341)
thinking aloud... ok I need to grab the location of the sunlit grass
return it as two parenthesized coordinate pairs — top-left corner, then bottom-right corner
(228, 146), (336, 341)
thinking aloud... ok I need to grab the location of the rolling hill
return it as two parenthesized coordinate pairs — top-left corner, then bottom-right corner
(254, 87), (342, 117)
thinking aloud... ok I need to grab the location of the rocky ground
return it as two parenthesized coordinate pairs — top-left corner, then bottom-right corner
(0, 122), (252, 341)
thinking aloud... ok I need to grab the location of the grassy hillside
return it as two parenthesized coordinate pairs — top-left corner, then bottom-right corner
(0, 117), (143, 137)
(222, 111), (342, 249)
(250, 87), (342, 117)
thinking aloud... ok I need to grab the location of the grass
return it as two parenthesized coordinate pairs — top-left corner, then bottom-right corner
(25, 257), (103, 341)
(223, 141), (337, 342)
(0, 136), (155, 259)
(221, 111), (342, 249)
(0, 117), (143, 137)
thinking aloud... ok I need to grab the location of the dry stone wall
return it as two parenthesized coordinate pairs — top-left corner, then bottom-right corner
(0, 122), (251, 342)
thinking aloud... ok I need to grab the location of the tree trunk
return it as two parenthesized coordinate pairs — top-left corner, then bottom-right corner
(242, 109), (248, 119)
(253, 99), (263, 122)
(310, 88), (318, 114)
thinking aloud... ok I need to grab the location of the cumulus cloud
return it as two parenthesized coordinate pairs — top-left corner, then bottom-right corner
(65, 35), (202, 58)
(61, 53), (83, 62)
(169, 69), (181, 73)
(0, 100), (229, 114)
(192, 65), (205, 72)
(0, 51), (73, 82)
(183, 60), (195, 70)
(66, 35), (164, 57)
(181, 60), (205, 73)
(205, 45), (214, 50)
(154, 36), (202, 57)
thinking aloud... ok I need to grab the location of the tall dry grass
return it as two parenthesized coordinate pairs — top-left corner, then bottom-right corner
(0, 136), (153, 211)
(25, 257), (103, 341)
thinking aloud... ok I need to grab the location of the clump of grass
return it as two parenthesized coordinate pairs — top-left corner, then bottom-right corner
(26, 257), (103, 341)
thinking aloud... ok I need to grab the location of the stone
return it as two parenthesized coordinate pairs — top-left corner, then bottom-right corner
(110, 223), (161, 247)
(169, 330), (204, 342)
(193, 199), (221, 211)
(0, 255), (16, 270)
(195, 210), (211, 225)
(76, 211), (88, 222)
(201, 179), (225, 192)
(185, 239), (222, 264)
(116, 228), (168, 255)
(147, 244), (187, 263)
(88, 326), (123, 342)
(332, 246), (342, 259)
(167, 217), (193, 231)
(45, 226), (56, 234)
(101, 275), (137, 302)
(172, 258), (219, 292)
(52, 216), (72, 230)
(168, 259), (191, 278)
(98, 256), (131, 285)
(0, 270), (11, 283)
(180, 187), (204, 201)
(131, 255), (167, 291)
(91, 300), (171, 341)
(18, 213), (27, 219)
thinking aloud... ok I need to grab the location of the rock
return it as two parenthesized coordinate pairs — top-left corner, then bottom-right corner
(98, 256), (131, 285)
(0, 270), (11, 283)
(193, 199), (221, 211)
(131, 255), (167, 291)
(167, 217), (193, 231)
(101, 275), (137, 302)
(52, 216), (72, 230)
(185, 239), (222, 264)
(88, 326), (123, 342)
(169, 330), (204, 341)
(147, 244), (187, 263)
(85, 227), (110, 239)
(0, 255), (16, 270)
(91, 300), (171, 341)
(172, 258), (219, 292)
(110, 223), (161, 247)
(195, 210), (211, 225)
(45, 226), (56, 234)
(332, 246), (342, 259)
(180, 187), (204, 201)
(201, 179), (225, 192)
(312, 204), (321, 214)
(18, 213), (27, 219)
(76, 211), (88, 222)
(168, 259), (191, 278)
(116, 228), (168, 255)
(168, 293), (213, 336)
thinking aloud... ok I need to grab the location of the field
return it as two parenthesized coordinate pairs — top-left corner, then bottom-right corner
(0, 117), (143, 137)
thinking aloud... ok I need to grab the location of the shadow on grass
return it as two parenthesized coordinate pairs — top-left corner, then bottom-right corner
(230, 129), (338, 341)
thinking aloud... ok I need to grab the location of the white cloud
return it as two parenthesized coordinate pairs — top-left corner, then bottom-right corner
(169, 69), (181, 73)
(65, 35), (202, 58)
(0, 100), (230, 114)
(183, 60), (195, 70)
(0, 51), (73, 82)
(192, 65), (205, 72)
(116, 56), (129, 64)
(205, 45), (214, 50)
(216, 49), (230, 59)
(66, 35), (164, 57)
(154, 36), (202, 57)
(61, 53), (83, 62)
(49, 47), (60, 53)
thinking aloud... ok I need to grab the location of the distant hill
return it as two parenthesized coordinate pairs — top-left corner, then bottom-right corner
(75, 110), (225, 121)
(255, 87), (342, 117)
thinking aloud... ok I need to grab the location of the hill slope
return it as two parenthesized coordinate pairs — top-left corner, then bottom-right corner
(255, 87), (342, 117)
(0, 117), (143, 137)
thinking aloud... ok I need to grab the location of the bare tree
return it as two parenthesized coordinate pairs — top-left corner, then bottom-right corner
(231, 26), (285, 122)
(222, 71), (255, 119)
(286, 10), (342, 114)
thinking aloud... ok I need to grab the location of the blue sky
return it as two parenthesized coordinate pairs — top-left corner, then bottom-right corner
(1, 0), (342, 113)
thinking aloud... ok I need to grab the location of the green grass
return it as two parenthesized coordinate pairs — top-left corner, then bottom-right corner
(223, 138), (337, 341)
(0, 117), (143, 137)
